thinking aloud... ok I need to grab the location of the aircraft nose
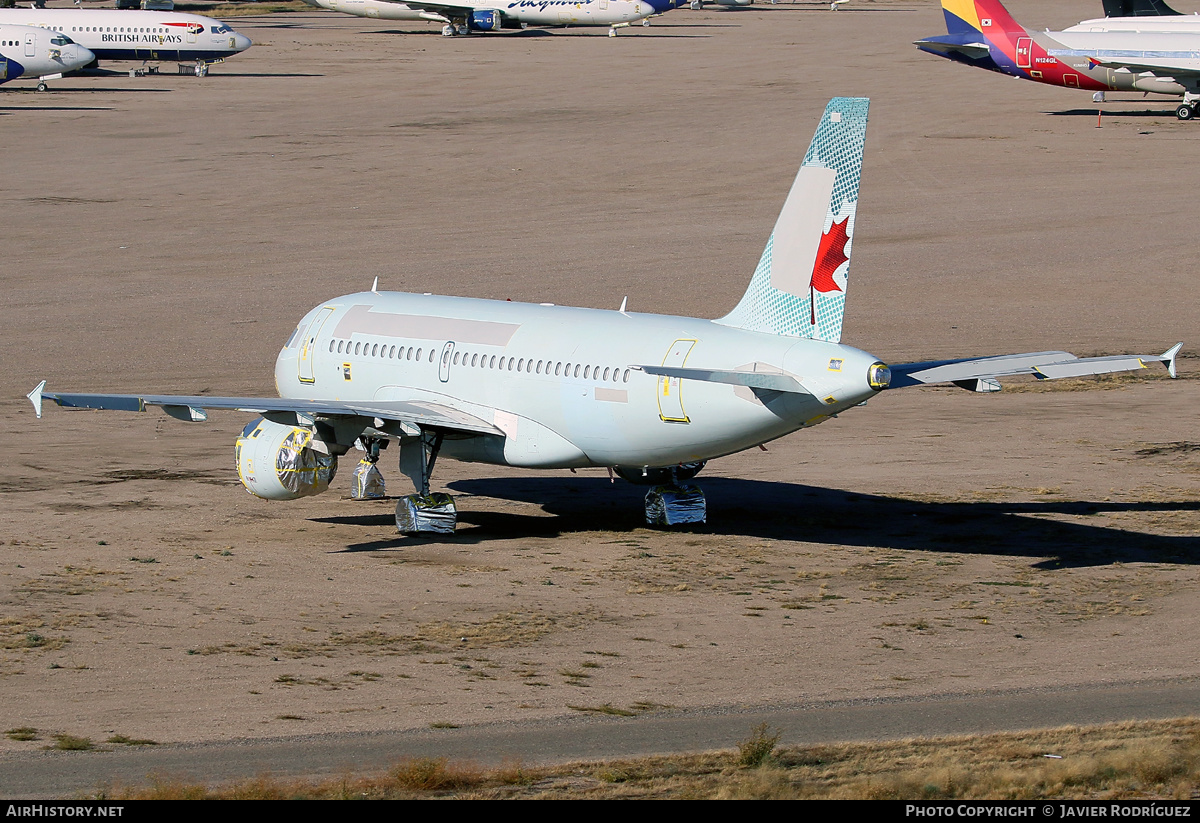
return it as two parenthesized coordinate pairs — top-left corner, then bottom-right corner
(68, 44), (95, 66)
(636, 1), (654, 16)
(234, 33), (252, 52)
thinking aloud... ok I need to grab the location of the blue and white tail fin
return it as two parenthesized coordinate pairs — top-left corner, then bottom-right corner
(716, 97), (868, 344)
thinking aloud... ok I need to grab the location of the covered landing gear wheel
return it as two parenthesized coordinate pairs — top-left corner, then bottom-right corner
(395, 430), (456, 533)
(645, 483), (707, 527)
(194, 63), (208, 77)
(1176, 103), (1197, 121)
(395, 493), (457, 534)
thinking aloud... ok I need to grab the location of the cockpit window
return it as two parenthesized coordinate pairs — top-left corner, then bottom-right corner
(210, 25), (231, 34)
(50, 35), (74, 45)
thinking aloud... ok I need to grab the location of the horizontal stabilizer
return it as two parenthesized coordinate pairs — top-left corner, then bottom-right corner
(633, 366), (809, 394)
(28, 387), (503, 436)
(890, 344), (1182, 390)
(914, 37), (991, 60)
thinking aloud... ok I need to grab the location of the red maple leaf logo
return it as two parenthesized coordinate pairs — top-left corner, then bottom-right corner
(810, 217), (850, 294)
(809, 216), (850, 325)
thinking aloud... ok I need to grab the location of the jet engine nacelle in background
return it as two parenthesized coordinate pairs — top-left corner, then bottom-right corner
(470, 9), (502, 30)
(235, 417), (337, 500)
(614, 462), (706, 486)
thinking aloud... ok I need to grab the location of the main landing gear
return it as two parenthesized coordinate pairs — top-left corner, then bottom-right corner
(395, 430), (457, 534)
(1177, 92), (1200, 120)
(615, 462), (708, 527)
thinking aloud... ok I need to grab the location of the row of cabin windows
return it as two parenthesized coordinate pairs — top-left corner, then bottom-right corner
(71, 27), (174, 33)
(326, 337), (632, 384)
(330, 338), (432, 362)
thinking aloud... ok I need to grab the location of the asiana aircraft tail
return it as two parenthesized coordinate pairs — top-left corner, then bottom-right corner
(916, 0), (1200, 120)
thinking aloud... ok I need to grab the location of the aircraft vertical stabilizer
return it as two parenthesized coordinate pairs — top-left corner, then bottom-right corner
(717, 97), (867, 344)
(940, 0), (1028, 36)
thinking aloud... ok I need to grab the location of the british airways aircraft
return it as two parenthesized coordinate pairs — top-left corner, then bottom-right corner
(300, 0), (654, 36)
(28, 98), (1182, 534)
(0, 9), (250, 75)
(0, 23), (94, 90)
(917, 0), (1200, 120)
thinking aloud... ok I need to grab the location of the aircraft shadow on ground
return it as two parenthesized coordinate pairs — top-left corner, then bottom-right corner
(208, 73), (324, 78)
(33, 88), (172, 94)
(0, 106), (113, 112)
(321, 476), (1200, 568)
(1051, 108), (1175, 119)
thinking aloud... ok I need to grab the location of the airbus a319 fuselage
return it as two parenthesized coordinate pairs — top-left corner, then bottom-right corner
(277, 293), (882, 471)
(30, 98), (1180, 533)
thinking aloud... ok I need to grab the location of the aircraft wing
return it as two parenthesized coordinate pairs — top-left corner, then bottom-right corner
(375, 0), (489, 16)
(889, 344), (1181, 392)
(1072, 54), (1200, 77)
(26, 382), (503, 436)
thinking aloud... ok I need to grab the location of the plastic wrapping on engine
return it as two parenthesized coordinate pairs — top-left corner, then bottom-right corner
(395, 493), (457, 534)
(275, 428), (337, 496)
(351, 459), (386, 500)
(645, 483), (707, 526)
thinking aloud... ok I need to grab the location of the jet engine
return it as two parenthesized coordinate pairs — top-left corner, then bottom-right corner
(470, 9), (502, 30)
(613, 461), (706, 486)
(235, 417), (337, 500)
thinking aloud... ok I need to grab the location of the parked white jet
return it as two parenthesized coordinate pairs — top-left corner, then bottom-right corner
(0, 9), (251, 75)
(0, 24), (94, 90)
(1073, 0), (1200, 32)
(301, 0), (654, 36)
(28, 98), (1182, 534)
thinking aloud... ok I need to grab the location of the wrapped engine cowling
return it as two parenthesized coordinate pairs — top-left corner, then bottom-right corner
(351, 459), (386, 500)
(235, 417), (337, 500)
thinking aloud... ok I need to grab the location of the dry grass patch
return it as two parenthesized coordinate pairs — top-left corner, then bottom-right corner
(100, 717), (1200, 799)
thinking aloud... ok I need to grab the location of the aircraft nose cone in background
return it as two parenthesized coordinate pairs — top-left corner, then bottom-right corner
(232, 33), (252, 53)
(635, 1), (655, 18)
(62, 43), (95, 70)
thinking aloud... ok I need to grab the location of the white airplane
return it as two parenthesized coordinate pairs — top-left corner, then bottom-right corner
(1069, 0), (1200, 32)
(0, 9), (251, 75)
(919, 0), (1200, 120)
(27, 98), (1182, 534)
(0, 23), (94, 90)
(301, 0), (654, 36)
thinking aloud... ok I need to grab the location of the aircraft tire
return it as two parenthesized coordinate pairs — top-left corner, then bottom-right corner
(1176, 104), (1195, 121)
(36, 81), (47, 92)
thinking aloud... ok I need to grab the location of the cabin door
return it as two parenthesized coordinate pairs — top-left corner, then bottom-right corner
(297, 307), (335, 385)
(439, 341), (455, 383)
(1015, 37), (1032, 70)
(657, 339), (696, 424)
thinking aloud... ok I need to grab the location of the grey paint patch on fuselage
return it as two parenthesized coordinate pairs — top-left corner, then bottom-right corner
(333, 304), (521, 346)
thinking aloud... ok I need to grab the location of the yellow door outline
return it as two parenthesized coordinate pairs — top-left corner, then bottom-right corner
(297, 306), (335, 385)
(658, 338), (696, 423)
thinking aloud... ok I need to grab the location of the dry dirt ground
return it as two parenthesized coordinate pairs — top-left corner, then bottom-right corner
(0, 0), (1197, 761)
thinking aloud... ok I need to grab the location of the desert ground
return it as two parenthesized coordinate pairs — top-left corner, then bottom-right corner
(0, 0), (1197, 792)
